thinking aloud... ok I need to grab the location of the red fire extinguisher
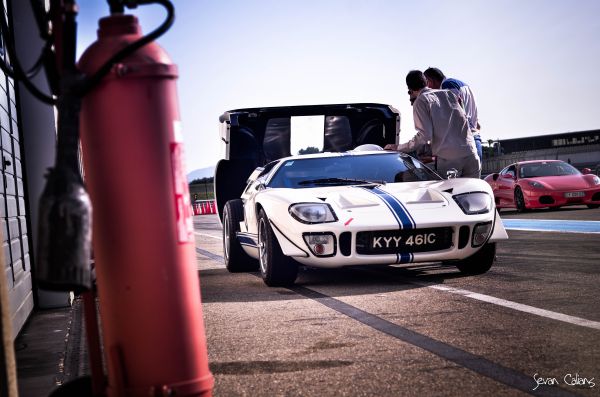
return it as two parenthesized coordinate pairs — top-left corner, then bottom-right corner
(77, 3), (213, 396)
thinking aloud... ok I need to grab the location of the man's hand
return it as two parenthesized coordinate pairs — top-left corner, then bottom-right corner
(384, 144), (399, 151)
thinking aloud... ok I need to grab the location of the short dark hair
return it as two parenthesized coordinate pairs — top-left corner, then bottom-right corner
(424, 67), (445, 83)
(406, 70), (427, 91)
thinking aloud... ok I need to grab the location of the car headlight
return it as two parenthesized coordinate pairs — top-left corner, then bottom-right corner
(592, 175), (600, 185)
(453, 192), (492, 215)
(527, 181), (545, 189)
(289, 203), (337, 224)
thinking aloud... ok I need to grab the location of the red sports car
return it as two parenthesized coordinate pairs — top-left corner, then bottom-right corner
(484, 160), (600, 211)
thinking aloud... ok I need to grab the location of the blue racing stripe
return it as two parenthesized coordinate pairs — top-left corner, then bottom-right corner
(396, 252), (413, 264)
(372, 187), (415, 230)
(375, 188), (416, 229)
(360, 187), (415, 264)
(360, 187), (402, 227)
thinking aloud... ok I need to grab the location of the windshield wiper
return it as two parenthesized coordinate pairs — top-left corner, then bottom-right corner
(298, 177), (385, 186)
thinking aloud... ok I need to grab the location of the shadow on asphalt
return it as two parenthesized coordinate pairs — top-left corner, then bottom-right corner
(199, 262), (471, 304)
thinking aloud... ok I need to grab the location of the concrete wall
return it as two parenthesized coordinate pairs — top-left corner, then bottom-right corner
(9, 0), (70, 318)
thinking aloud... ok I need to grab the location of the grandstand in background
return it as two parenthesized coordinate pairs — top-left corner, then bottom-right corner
(482, 129), (600, 175)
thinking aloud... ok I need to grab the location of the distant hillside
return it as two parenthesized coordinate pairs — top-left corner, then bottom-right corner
(187, 166), (215, 183)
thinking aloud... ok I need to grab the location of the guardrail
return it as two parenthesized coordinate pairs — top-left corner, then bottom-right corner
(192, 200), (217, 215)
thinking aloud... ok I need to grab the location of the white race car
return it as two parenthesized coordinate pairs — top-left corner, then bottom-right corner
(222, 148), (508, 286)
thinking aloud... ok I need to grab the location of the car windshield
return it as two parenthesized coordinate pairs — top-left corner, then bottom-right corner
(519, 162), (580, 178)
(267, 153), (440, 188)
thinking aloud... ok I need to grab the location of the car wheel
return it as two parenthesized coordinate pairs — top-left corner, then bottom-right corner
(587, 204), (600, 209)
(455, 243), (496, 275)
(223, 199), (258, 272)
(514, 187), (528, 212)
(257, 209), (299, 286)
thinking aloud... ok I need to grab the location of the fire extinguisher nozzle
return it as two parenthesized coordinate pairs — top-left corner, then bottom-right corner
(36, 167), (93, 294)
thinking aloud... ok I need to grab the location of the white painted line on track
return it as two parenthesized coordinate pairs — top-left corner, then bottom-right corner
(193, 230), (600, 331)
(194, 232), (221, 240)
(505, 227), (600, 234)
(426, 284), (600, 331)
(502, 219), (600, 234)
(506, 227), (600, 234)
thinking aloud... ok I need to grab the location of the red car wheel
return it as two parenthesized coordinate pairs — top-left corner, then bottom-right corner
(514, 187), (528, 212)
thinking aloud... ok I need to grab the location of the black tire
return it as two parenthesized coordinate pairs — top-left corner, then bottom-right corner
(223, 199), (258, 272)
(455, 243), (496, 275)
(257, 209), (299, 286)
(587, 204), (600, 209)
(514, 187), (528, 212)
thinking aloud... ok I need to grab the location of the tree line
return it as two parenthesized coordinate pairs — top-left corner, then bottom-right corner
(189, 177), (214, 200)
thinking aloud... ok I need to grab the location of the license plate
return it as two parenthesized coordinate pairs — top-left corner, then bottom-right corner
(564, 192), (585, 198)
(356, 227), (453, 254)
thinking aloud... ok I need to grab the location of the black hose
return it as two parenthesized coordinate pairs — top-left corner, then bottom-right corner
(29, 0), (51, 40)
(79, 0), (174, 95)
(0, 0), (174, 103)
(0, 2), (56, 103)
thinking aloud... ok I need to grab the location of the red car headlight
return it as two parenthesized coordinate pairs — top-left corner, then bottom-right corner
(527, 181), (545, 189)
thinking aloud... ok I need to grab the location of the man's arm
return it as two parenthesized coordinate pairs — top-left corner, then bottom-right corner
(396, 131), (427, 153)
(385, 98), (431, 153)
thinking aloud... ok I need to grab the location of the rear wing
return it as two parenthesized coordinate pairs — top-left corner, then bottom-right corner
(215, 103), (400, 219)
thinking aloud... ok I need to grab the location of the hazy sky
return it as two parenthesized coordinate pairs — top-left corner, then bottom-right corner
(76, 0), (600, 173)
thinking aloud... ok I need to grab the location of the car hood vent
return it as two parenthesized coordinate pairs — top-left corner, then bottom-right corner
(377, 185), (449, 209)
(403, 189), (447, 204)
(323, 184), (449, 210)
(330, 192), (380, 209)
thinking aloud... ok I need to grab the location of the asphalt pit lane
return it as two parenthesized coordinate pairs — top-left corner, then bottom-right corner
(276, 290), (297, 295)
(210, 360), (353, 375)
(309, 340), (356, 352)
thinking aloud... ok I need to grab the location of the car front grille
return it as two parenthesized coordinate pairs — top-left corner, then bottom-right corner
(339, 232), (352, 256)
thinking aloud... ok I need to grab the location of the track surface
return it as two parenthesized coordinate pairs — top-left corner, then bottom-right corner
(194, 205), (600, 396)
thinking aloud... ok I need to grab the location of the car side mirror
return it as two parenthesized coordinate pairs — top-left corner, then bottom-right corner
(246, 167), (265, 184)
(446, 169), (458, 179)
(255, 182), (266, 191)
(492, 173), (499, 181)
(582, 168), (592, 175)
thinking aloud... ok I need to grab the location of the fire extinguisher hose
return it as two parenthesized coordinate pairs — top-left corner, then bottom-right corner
(0, 0), (175, 104)
(80, 0), (174, 95)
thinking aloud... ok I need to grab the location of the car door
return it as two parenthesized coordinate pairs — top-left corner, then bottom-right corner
(496, 165), (517, 206)
(240, 161), (280, 236)
(239, 173), (262, 236)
